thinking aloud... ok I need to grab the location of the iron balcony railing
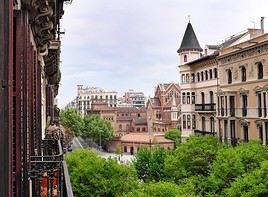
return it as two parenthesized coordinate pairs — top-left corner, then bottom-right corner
(195, 103), (216, 112)
(29, 139), (73, 197)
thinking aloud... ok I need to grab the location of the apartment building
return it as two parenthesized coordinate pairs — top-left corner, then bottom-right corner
(123, 90), (146, 108)
(76, 85), (117, 116)
(178, 19), (268, 145)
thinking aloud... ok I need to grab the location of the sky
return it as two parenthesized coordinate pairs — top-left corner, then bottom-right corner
(58, 0), (268, 108)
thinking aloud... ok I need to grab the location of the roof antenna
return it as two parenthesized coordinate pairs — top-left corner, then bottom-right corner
(188, 15), (191, 23)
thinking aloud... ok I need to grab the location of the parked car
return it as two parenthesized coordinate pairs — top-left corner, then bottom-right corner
(67, 145), (72, 152)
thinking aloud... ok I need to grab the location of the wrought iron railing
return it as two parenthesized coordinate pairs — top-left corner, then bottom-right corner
(29, 139), (73, 197)
(195, 103), (216, 112)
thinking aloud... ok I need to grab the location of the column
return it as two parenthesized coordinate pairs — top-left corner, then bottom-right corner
(263, 122), (267, 145)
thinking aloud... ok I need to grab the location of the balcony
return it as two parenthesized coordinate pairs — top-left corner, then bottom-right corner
(195, 103), (216, 112)
(194, 130), (216, 136)
(29, 139), (73, 197)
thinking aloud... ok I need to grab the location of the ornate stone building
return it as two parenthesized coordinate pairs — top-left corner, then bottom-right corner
(0, 0), (73, 196)
(178, 19), (268, 145)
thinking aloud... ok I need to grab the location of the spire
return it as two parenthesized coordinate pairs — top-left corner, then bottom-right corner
(177, 22), (202, 53)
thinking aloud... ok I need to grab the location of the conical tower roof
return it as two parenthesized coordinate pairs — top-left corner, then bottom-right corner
(177, 22), (202, 53)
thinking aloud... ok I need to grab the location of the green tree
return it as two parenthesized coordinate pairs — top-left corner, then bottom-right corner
(208, 141), (268, 193)
(164, 128), (181, 147)
(224, 160), (268, 197)
(65, 148), (138, 197)
(133, 148), (151, 182)
(124, 181), (195, 197)
(164, 136), (220, 182)
(60, 108), (84, 136)
(82, 115), (114, 148)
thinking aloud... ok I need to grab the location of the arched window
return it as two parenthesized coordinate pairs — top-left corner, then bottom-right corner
(241, 66), (246, 82)
(201, 71), (204, 81)
(201, 92), (205, 104)
(214, 68), (218, 78)
(257, 62), (263, 79)
(186, 74), (190, 83)
(184, 55), (187, 62)
(210, 91), (214, 104)
(191, 73), (195, 82)
(205, 70), (208, 80)
(210, 117), (215, 132)
(197, 73), (200, 82)
(202, 117), (206, 131)
(183, 115), (186, 129)
(209, 69), (213, 79)
(181, 74), (185, 83)
(228, 69), (232, 84)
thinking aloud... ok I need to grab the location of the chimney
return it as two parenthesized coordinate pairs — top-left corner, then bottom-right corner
(261, 17), (265, 33)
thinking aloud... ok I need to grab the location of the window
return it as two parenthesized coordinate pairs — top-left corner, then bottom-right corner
(242, 95), (248, 116)
(137, 128), (140, 132)
(205, 70), (208, 80)
(114, 95), (117, 99)
(202, 117), (206, 131)
(243, 126), (249, 142)
(201, 92), (205, 104)
(241, 66), (246, 82)
(181, 74), (185, 83)
(182, 92), (186, 104)
(259, 126), (263, 143)
(257, 62), (264, 79)
(209, 69), (213, 79)
(187, 92), (190, 104)
(183, 115), (186, 129)
(264, 93), (267, 117)
(191, 92), (195, 104)
(197, 73), (200, 82)
(192, 114), (196, 129)
(184, 55), (187, 62)
(142, 127), (145, 132)
(187, 115), (191, 129)
(191, 73), (195, 82)
(100, 95), (103, 100)
(214, 68), (218, 78)
(186, 74), (190, 83)
(210, 117), (215, 132)
(201, 71), (204, 81)
(227, 69), (232, 84)
(258, 93), (262, 117)
(110, 95), (112, 99)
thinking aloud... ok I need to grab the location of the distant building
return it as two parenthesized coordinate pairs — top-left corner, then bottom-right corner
(123, 90), (146, 108)
(146, 83), (181, 133)
(120, 133), (174, 155)
(64, 98), (77, 110)
(76, 85), (117, 116)
(89, 101), (147, 137)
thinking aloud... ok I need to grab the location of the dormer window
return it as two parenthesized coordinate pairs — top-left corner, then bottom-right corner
(184, 55), (187, 62)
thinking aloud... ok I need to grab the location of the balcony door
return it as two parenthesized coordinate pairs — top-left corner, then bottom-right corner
(229, 96), (235, 116)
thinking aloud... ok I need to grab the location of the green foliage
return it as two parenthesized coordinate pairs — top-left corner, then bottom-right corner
(82, 115), (115, 148)
(224, 160), (268, 197)
(164, 136), (220, 182)
(65, 148), (138, 197)
(124, 181), (195, 197)
(134, 147), (168, 182)
(60, 108), (84, 136)
(164, 128), (181, 146)
(133, 148), (151, 182)
(208, 141), (268, 193)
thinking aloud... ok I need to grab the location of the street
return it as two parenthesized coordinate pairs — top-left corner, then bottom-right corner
(71, 137), (135, 163)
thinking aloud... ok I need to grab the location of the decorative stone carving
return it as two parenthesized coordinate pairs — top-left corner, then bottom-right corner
(240, 119), (250, 127)
(32, 0), (54, 56)
(239, 88), (249, 95)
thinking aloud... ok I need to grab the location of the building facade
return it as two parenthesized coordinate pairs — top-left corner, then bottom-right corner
(146, 83), (181, 133)
(123, 90), (146, 108)
(0, 0), (73, 196)
(178, 20), (268, 145)
(217, 32), (268, 145)
(77, 85), (118, 116)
